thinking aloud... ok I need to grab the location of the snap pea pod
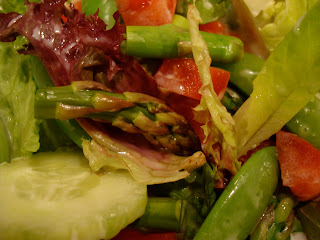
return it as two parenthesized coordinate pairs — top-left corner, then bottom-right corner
(194, 146), (279, 240)
(215, 53), (320, 150)
(213, 52), (264, 96)
(121, 24), (244, 63)
(221, 87), (245, 115)
(285, 93), (320, 150)
(250, 195), (296, 240)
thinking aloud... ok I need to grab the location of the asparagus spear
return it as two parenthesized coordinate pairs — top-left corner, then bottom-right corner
(35, 81), (200, 156)
(133, 197), (202, 239)
(121, 24), (244, 63)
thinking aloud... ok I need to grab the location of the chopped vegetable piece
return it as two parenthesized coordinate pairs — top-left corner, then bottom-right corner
(0, 151), (147, 240)
(199, 20), (227, 34)
(234, 1), (320, 157)
(114, 0), (176, 26)
(121, 24), (244, 63)
(154, 58), (229, 100)
(276, 131), (320, 201)
(188, 4), (239, 176)
(194, 147), (279, 240)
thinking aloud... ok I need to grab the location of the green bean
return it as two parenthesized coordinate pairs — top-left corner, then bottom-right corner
(274, 196), (295, 224)
(194, 147), (279, 240)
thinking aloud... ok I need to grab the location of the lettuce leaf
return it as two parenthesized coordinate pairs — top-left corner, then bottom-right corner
(187, 4), (239, 175)
(176, 0), (230, 24)
(80, 119), (206, 185)
(82, 0), (118, 30)
(234, 1), (320, 157)
(0, 41), (40, 160)
(244, 0), (317, 51)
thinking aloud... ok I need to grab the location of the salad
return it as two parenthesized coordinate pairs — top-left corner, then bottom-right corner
(0, 0), (320, 239)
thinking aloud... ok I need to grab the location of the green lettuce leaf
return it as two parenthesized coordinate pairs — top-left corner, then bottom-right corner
(244, 0), (317, 51)
(82, 0), (118, 30)
(0, 0), (40, 14)
(0, 41), (40, 160)
(176, 0), (230, 24)
(187, 4), (239, 175)
(234, 1), (320, 157)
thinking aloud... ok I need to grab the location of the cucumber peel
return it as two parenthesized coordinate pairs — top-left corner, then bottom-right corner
(0, 151), (147, 240)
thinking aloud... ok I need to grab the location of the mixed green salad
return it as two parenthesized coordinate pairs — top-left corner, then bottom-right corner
(0, 0), (320, 239)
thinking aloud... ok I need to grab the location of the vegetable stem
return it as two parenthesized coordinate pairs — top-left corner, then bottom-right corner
(121, 24), (243, 63)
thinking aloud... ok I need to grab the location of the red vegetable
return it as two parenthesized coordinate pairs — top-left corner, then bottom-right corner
(115, 0), (177, 26)
(199, 21), (226, 35)
(276, 131), (320, 201)
(154, 58), (229, 101)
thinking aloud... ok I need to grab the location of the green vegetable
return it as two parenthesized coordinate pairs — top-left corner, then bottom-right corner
(56, 119), (91, 148)
(82, 0), (118, 30)
(244, 0), (318, 51)
(0, 151), (147, 240)
(176, 0), (230, 24)
(35, 81), (200, 156)
(214, 52), (265, 96)
(148, 163), (217, 218)
(121, 24), (244, 63)
(250, 195), (296, 240)
(194, 147), (279, 240)
(221, 87), (245, 115)
(188, 4), (239, 174)
(216, 52), (320, 151)
(81, 135), (206, 184)
(0, 41), (40, 160)
(285, 93), (320, 151)
(30, 56), (91, 149)
(296, 201), (320, 240)
(0, 152), (147, 240)
(0, 116), (11, 163)
(234, 1), (320, 157)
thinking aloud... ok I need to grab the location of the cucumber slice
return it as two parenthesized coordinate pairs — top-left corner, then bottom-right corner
(0, 151), (147, 240)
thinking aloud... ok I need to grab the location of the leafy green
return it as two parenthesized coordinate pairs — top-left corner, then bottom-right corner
(0, 41), (40, 160)
(82, 135), (206, 185)
(187, 4), (239, 174)
(0, 0), (40, 14)
(234, 1), (320, 157)
(0, 116), (11, 163)
(82, 0), (118, 30)
(176, 0), (230, 24)
(0, 150), (147, 240)
(244, 0), (318, 51)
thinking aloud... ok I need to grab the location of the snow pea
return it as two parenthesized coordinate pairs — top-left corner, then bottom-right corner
(285, 93), (320, 150)
(194, 147), (279, 240)
(214, 52), (264, 96)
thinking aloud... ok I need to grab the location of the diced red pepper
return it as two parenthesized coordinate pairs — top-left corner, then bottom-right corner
(276, 131), (320, 201)
(115, 0), (177, 26)
(154, 58), (229, 101)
